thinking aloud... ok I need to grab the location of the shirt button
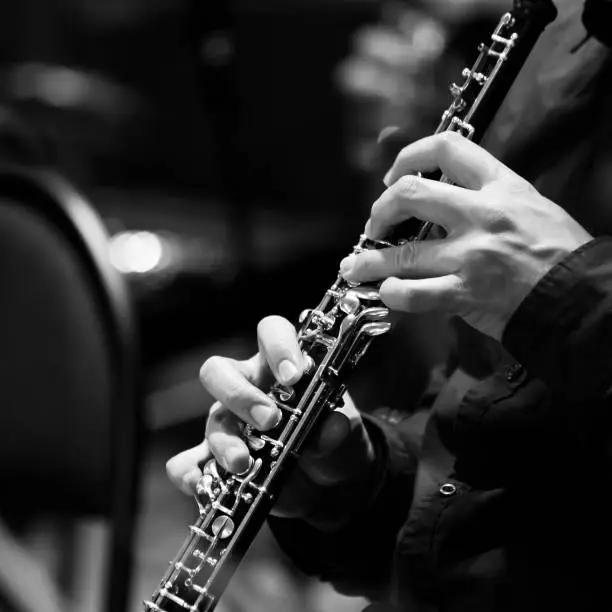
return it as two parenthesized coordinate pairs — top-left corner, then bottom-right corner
(505, 363), (524, 382)
(439, 483), (457, 496)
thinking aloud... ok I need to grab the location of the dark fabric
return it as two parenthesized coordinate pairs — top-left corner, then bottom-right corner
(269, 413), (417, 600)
(583, 0), (612, 47)
(269, 1), (612, 611)
(0, 199), (113, 514)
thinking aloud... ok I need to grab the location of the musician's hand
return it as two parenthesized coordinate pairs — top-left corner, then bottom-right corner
(340, 132), (593, 340)
(165, 315), (376, 529)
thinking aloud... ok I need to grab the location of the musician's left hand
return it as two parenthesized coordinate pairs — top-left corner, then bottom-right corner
(340, 131), (593, 340)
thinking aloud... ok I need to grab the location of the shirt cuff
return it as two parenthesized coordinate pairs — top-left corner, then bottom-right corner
(503, 236), (612, 409)
(267, 411), (416, 599)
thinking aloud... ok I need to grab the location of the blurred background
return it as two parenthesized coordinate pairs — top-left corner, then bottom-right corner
(0, 1), (508, 612)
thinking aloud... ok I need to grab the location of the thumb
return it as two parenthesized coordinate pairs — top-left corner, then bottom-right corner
(299, 395), (374, 486)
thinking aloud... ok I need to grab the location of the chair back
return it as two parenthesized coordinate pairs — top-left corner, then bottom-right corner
(0, 166), (143, 612)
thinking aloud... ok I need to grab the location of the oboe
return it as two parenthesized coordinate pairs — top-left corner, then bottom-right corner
(145, 2), (558, 611)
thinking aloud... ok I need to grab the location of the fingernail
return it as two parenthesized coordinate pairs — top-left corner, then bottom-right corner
(339, 255), (355, 278)
(250, 404), (280, 430)
(383, 170), (393, 187)
(278, 359), (298, 385)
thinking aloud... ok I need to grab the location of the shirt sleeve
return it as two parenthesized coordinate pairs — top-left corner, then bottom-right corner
(267, 411), (417, 600)
(503, 236), (612, 436)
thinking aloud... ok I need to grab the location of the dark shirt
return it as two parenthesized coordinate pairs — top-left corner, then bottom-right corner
(269, 2), (612, 611)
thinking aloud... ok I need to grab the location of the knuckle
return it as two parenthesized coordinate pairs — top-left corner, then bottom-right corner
(199, 355), (224, 385)
(257, 314), (294, 336)
(442, 130), (464, 142)
(439, 130), (464, 147)
(438, 130), (464, 153)
(396, 242), (418, 271)
(468, 233), (496, 259)
(352, 251), (372, 277)
(500, 172), (533, 191)
(401, 287), (424, 312)
(165, 455), (179, 480)
(222, 383), (244, 408)
(471, 188), (514, 233)
(480, 206), (515, 233)
(395, 174), (420, 200)
(166, 452), (190, 483)
(257, 315), (275, 335)
(370, 196), (385, 219)
(437, 131), (465, 166)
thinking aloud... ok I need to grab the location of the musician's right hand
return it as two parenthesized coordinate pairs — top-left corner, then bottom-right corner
(166, 315), (377, 529)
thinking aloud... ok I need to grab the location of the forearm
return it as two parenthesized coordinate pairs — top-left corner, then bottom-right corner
(268, 412), (416, 600)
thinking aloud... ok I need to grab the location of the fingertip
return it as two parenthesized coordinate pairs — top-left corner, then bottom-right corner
(166, 455), (201, 496)
(225, 446), (251, 474)
(250, 404), (282, 430)
(165, 453), (183, 482)
(339, 254), (356, 280)
(364, 217), (383, 241)
(180, 466), (202, 496)
(198, 355), (222, 385)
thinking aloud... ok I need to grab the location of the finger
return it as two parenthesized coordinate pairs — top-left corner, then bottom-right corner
(364, 174), (476, 239)
(200, 356), (279, 430)
(340, 238), (460, 284)
(257, 315), (303, 386)
(379, 274), (464, 313)
(384, 131), (508, 190)
(206, 401), (251, 473)
(166, 440), (211, 495)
